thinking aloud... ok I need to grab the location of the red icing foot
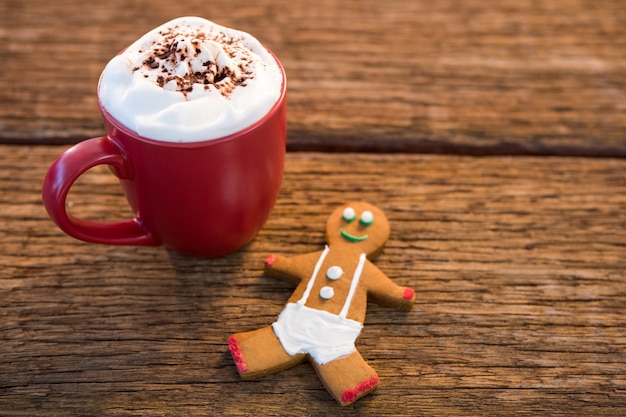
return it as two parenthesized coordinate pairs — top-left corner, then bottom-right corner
(228, 336), (248, 374)
(264, 254), (276, 266)
(341, 374), (379, 405)
(403, 287), (415, 300)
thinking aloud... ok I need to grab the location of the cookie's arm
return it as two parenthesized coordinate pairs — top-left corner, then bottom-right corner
(364, 262), (415, 311)
(263, 252), (320, 284)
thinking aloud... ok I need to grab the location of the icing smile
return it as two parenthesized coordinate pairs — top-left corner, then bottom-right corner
(340, 228), (368, 242)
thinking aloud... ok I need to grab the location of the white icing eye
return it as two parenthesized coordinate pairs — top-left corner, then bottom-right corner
(360, 210), (374, 226)
(320, 286), (334, 299)
(326, 266), (343, 280)
(342, 207), (356, 223)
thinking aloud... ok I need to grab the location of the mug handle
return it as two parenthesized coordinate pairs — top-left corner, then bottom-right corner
(42, 136), (159, 246)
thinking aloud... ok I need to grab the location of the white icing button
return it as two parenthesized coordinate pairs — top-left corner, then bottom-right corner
(320, 286), (334, 299)
(326, 266), (343, 280)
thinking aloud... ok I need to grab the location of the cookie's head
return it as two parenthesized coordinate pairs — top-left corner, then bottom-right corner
(326, 202), (390, 258)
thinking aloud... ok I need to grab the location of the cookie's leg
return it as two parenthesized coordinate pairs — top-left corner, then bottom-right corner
(311, 350), (379, 406)
(228, 326), (305, 380)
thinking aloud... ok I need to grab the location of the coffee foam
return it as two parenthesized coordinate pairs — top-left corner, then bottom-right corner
(98, 17), (283, 142)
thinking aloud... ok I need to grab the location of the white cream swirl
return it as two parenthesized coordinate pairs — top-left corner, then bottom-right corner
(98, 16), (283, 142)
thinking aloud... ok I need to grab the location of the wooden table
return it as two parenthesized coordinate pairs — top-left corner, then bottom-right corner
(1, 1), (625, 415)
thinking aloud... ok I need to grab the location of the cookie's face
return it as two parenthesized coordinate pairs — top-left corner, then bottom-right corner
(326, 202), (390, 258)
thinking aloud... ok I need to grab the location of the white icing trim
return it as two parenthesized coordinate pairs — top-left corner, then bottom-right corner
(272, 302), (363, 364)
(339, 252), (367, 318)
(297, 247), (367, 319)
(298, 245), (330, 305)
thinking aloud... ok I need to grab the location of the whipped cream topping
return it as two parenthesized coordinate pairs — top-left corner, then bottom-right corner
(98, 16), (283, 142)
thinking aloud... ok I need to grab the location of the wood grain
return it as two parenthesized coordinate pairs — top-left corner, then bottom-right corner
(1, 145), (625, 415)
(1, 0), (625, 155)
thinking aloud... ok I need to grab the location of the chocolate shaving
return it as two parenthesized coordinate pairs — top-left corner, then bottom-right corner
(133, 27), (255, 98)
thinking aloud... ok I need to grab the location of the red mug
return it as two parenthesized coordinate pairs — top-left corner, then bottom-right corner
(42, 55), (286, 258)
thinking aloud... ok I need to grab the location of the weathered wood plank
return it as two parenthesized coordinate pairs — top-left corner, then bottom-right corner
(1, 1), (625, 155)
(1, 145), (624, 415)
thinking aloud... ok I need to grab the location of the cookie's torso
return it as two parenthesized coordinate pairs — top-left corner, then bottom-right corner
(286, 246), (369, 323)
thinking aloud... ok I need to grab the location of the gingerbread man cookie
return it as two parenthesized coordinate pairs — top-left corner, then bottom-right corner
(228, 202), (415, 405)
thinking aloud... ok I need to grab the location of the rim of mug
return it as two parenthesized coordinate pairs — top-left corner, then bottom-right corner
(97, 49), (286, 149)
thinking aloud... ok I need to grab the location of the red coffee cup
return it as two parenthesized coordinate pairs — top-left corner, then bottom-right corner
(42, 54), (286, 258)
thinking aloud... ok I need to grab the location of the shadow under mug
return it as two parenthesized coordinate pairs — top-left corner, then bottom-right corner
(42, 58), (286, 258)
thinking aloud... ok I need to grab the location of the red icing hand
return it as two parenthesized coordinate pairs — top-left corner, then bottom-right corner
(403, 287), (415, 300)
(264, 253), (277, 266)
